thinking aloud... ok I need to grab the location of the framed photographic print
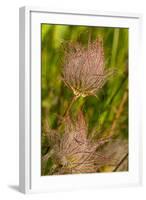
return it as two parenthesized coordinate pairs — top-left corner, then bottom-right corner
(19, 7), (142, 193)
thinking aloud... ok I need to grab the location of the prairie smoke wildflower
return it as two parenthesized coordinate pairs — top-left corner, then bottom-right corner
(62, 39), (115, 98)
(46, 112), (116, 174)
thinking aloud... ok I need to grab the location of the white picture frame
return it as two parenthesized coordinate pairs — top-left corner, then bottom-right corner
(19, 6), (143, 194)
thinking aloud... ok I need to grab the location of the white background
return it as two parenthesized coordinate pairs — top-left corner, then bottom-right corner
(0, 0), (145, 199)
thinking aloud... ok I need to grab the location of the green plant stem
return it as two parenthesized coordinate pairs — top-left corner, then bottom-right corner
(63, 95), (78, 117)
(101, 76), (127, 126)
(111, 28), (119, 68)
(107, 89), (128, 137)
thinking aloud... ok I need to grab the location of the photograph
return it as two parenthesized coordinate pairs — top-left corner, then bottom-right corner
(41, 24), (129, 176)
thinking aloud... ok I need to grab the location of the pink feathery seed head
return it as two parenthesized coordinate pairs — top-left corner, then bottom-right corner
(62, 38), (115, 98)
(50, 112), (115, 174)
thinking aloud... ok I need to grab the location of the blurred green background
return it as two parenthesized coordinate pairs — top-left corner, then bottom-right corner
(41, 24), (128, 157)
